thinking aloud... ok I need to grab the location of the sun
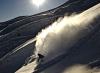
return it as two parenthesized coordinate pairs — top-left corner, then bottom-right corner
(31, 0), (45, 7)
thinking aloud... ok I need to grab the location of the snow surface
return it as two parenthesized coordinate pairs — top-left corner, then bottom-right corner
(16, 3), (100, 73)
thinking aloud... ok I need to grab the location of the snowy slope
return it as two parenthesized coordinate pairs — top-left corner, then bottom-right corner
(0, 0), (99, 58)
(0, 0), (100, 73)
(16, 3), (100, 73)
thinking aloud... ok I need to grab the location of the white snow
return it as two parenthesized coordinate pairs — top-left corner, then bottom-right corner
(16, 3), (100, 73)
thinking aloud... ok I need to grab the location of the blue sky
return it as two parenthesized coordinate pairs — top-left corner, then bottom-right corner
(0, 0), (67, 22)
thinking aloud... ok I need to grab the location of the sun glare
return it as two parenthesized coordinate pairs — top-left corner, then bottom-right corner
(31, 0), (45, 7)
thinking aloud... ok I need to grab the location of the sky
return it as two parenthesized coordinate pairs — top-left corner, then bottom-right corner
(0, 0), (67, 22)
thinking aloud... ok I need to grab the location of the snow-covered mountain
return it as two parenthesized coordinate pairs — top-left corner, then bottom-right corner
(16, 3), (100, 73)
(0, 0), (100, 73)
